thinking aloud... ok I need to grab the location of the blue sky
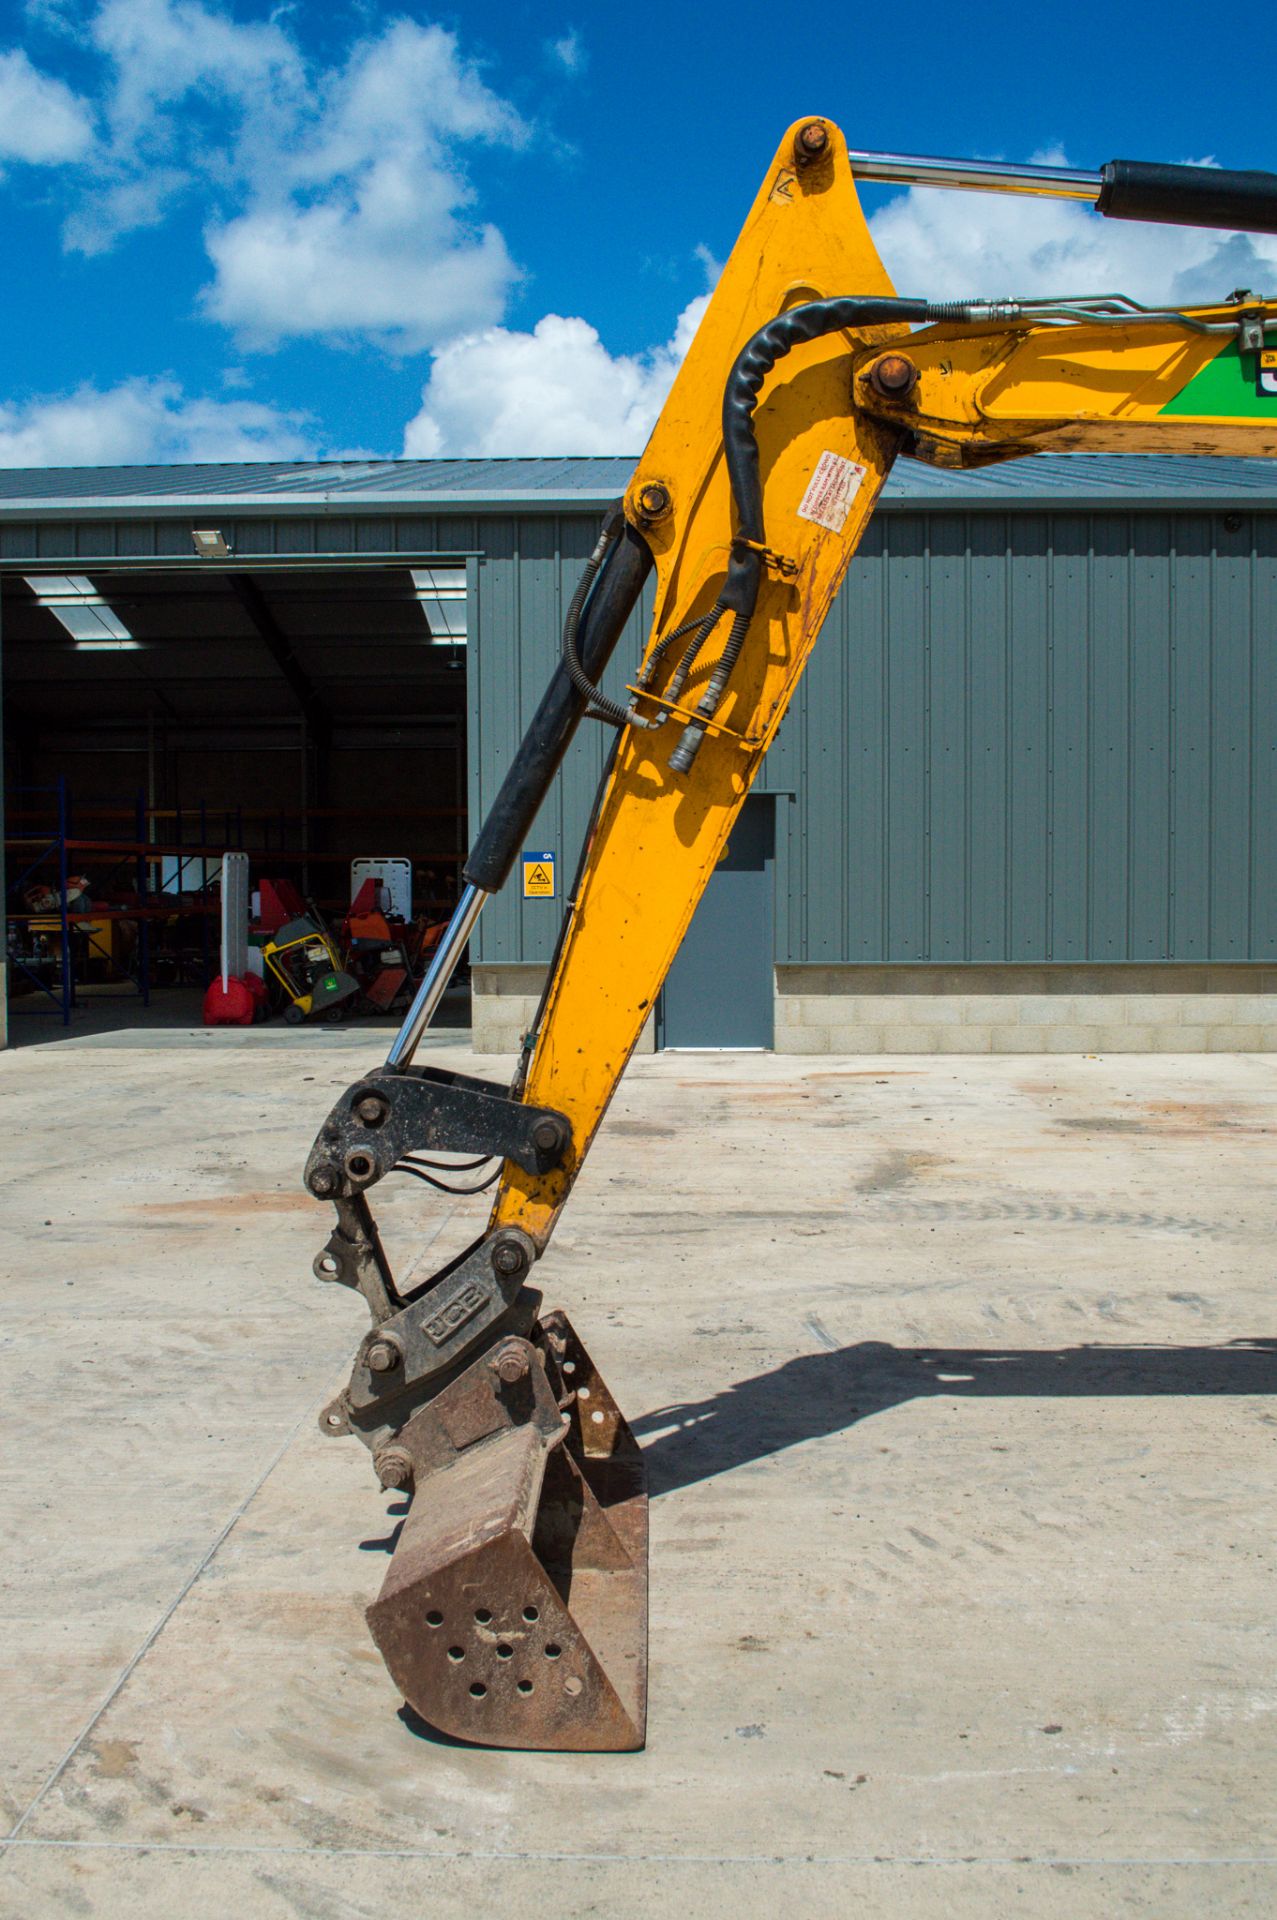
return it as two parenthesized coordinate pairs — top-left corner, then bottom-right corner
(2, 0), (1276, 465)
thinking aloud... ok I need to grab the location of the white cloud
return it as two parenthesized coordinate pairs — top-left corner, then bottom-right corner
(201, 18), (523, 350)
(0, 48), (94, 163)
(57, 0), (304, 249)
(866, 168), (1277, 305)
(547, 30), (585, 75)
(205, 203), (516, 353)
(39, 3), (527, 348)
(403, 294), (710, 456)
(0, 376), (314, 465)
(90, 0), (301, 138)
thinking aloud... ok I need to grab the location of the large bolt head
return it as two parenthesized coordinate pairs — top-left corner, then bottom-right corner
(355, 1095), (387, 1127)
(636, 481), (672, 524)
(309, 1164), (338, 1197)
(867, 353), (920, 399)
(491, 1342), (530, 1386)
(530, 1116), (563, 1154)
(795, 120), (829, 166)
(491, 1236), (528, 1279)
(374, 1446), (414, 1492)
(366, 1338), (402, 1374)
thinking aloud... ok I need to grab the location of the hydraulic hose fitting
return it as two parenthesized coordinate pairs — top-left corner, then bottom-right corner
(923, 300), (1024, 325)
(668, 720), (707, 776)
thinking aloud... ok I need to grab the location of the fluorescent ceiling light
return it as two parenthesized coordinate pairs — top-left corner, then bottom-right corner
(192, 528), (230, 557)
(410, 566), (467, 644)
(25, 574), (138, 648)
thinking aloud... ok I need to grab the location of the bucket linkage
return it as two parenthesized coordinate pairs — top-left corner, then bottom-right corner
(305, 1065), (648, 1751)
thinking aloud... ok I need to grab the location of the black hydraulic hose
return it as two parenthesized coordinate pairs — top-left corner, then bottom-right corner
(667, 295), (932, 774)
(462, 506), (653, 893)
(664, 609), (720, 702)
(636, 606), (716, 691)
(560, 513), (630, 726)
(561, 515), (668, 733)
(720, 295), (931, 604)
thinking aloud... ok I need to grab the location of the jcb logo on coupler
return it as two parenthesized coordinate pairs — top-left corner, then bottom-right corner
(423, 1281), (488, 1348)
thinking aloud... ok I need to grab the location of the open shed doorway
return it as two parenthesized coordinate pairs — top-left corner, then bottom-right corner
(2, 560), (471, 1045)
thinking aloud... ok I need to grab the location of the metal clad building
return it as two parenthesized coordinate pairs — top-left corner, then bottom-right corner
(765, 508), (1277, 968)
(2, 454), (1276, 1051)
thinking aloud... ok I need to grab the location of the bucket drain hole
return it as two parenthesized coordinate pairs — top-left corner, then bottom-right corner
(591, 1410), (605, 1424)
(425, 1609), (443, 1627)
(447, 1646), (465, 1663)
(496, 1643), (513, 1660)
(474, 1607), (492, 1624)
(522, 1604), (540, 1623)
(469, 1682), (487, 1699)
(517, 1680), (534, 1696)
(544, 1642), (562, 1660)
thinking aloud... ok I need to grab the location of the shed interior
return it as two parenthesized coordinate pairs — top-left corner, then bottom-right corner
(2, 561), (469, 1037)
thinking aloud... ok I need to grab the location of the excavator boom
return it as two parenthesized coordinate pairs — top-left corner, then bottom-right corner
(301, 118), (1277, 1749)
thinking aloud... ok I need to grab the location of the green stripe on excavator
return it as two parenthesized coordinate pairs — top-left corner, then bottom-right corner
(1160, 337), (1276, 417)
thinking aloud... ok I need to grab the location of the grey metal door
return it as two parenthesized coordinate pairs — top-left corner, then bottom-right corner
(658, 794), (775, 1048)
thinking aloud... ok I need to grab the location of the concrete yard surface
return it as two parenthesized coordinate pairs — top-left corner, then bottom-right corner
(1, 1031), (1275, 1917)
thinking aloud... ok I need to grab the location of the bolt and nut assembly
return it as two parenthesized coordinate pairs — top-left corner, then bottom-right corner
(794, 120), (829, 167)
(374, 1446), (414, 1492)
(491, 1342), (531, 1386)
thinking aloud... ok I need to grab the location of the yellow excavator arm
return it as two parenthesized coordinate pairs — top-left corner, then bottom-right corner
(301, 118), (1277, 1752)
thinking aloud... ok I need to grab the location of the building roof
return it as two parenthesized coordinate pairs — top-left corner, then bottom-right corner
(1, 452), (1277, 517)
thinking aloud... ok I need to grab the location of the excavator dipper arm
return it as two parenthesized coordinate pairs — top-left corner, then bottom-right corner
(301, 118), (1277, 1750)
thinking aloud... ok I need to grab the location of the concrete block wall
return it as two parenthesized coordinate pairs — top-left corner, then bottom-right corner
(774, 965), (1277, 1054)
(471, 965), (656, 1056)
(473, 962), (1277, 1054)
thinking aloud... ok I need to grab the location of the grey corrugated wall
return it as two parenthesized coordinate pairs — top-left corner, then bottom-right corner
(471, 510), (1277, 966)
(470, 516), (654, 967)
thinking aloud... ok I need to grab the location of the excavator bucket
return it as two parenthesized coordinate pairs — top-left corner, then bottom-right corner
(366, 1310), (648, 1750)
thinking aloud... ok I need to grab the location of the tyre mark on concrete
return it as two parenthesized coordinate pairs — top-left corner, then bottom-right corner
(856, 1195), (1225, 1239)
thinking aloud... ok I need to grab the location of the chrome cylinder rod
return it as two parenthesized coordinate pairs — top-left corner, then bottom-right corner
(847, 148), (1099, 203)
(386, 881), (488, 1070)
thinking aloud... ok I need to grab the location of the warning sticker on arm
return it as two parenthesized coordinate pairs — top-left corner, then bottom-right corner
(796, 450), (868, 534)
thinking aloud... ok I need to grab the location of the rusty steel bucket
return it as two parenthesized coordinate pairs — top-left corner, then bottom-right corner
(366, 1309), (648, 1750)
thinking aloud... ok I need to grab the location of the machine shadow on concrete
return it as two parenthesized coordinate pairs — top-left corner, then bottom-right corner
(374, 1336), (1277, 1744)
(630, 1338), (1277, 1496)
